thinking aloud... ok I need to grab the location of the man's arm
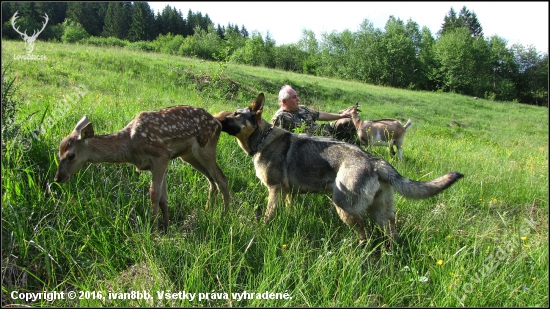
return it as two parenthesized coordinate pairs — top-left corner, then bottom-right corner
(318, 111), (351, 121)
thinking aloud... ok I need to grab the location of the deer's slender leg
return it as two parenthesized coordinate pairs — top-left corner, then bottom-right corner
(160, 173), (169, 231)
(149, 159), (169, 231)
(181, 149), (229, 212)
(194, 145), (230, 212)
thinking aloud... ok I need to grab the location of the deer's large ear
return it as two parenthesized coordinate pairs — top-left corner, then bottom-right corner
(79, 123), (94, 140)
(249, 93), (265, 112)
(73, 115), (89, 133)
(73, 115), (94, 140)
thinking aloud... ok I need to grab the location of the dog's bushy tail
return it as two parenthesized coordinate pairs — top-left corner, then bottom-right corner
(375, 159), (463, 199)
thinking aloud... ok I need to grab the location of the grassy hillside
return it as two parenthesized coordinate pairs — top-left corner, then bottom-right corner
(2, 41), (548, 307)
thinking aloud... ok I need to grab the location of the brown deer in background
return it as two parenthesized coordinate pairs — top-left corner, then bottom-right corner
(343, 103), (412, 160)
(54, 106), (230, 231)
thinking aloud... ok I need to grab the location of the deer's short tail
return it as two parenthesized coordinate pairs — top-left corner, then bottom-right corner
(403, 119), (412, 130)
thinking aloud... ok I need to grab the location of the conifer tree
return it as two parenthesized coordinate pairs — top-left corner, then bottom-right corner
(102, 2), (130, 39)
(128, 2), (154, 41)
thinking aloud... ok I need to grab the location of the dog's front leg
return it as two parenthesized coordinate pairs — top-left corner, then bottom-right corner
(263, 187), (281, 224)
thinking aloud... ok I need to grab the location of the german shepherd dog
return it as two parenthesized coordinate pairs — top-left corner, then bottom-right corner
(214, 93), (463, 247)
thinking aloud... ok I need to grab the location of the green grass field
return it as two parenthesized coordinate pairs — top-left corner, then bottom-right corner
(2, 41), (548, 307)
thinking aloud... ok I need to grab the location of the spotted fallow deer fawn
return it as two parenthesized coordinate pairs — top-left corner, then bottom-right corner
(54, 106), (230, 231)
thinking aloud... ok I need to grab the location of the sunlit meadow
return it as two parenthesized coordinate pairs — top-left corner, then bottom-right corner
(2, 41), (548, 307)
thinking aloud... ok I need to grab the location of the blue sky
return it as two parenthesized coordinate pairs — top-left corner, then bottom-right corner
(148, 1), (549, 53)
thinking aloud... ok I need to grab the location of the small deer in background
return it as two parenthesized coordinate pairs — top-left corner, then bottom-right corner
(54, 106), (230, 232)
(344, 103), (412, 160)
(11, 11), (49, 54)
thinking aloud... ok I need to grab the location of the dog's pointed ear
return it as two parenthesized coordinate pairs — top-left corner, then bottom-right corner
(249, 93), (265, 112)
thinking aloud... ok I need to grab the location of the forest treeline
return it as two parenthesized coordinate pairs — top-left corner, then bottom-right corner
(2, 2), (547, 106)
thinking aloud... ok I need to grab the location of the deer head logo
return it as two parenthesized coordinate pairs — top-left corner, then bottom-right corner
(11, 11), (49, 54)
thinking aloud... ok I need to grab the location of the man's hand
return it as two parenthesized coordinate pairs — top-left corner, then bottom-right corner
(339, 111), (352, 119)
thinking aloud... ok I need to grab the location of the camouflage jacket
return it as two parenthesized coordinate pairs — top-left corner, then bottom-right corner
(271, 106), (326, 135)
